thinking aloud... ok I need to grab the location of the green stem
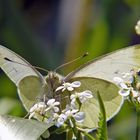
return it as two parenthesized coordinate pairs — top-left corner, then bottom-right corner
(77, 131), (83, 140)
(66, 130), (73, 140)
(136, 109), (140, 140)
(82, 131), (96, 140)
(69, 118), (83, 140)
(77, 127), (96, 140)
(76, 98), (82, 110)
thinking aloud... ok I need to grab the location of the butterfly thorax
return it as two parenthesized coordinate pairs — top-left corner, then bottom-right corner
(45, 71), (64, 98)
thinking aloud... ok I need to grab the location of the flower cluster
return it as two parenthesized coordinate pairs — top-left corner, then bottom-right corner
(52, 106), (85, 127)
(113, 69), (140, 103)
(29, 81), (93, 129)
(29, 99), (60, 119)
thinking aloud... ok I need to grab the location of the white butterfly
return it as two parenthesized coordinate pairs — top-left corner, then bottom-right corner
(1, 45), (139, 128)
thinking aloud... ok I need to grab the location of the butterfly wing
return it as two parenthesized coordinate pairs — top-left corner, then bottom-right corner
(63, 45), (140, 129)
(0, 45), (47, 110)
(69, 77), (122, 128)
(66, 44), (140, 82)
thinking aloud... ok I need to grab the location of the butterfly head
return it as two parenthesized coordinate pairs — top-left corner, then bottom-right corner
(45, 71), (64, 95)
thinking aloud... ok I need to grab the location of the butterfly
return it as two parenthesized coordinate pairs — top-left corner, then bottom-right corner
(0, 44), (139, 128)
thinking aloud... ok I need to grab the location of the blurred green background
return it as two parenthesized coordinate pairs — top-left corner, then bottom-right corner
(0, 0), (140, 139)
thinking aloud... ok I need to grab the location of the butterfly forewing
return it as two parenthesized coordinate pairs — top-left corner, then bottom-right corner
(0, 45), (44, 85)
(0, 45), (47, 110)
(67, 45), (140, 82)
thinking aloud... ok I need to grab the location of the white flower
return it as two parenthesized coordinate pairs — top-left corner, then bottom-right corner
(45, 99), (60, 113)
(114, 78), (137, 97)
(29, 99), (60, 120)
(63, 104), (76, 113)
(29, 102), (47, 119)
(65, 109), (85, 123)
(122, 70), (134, 83)
(113, 77), (128, 88)
(135, 20), (140, 35)
(55, 114), (67, 127)
(45, 113), (58, 125)
(73, 112), (85, 123)
(114, 70), (134, 86)
(64, 109), (85, 127)
(113, 76), (129, 88)
(55, 81), (81, 92)
(70, 90), (93, 103)
(71, 81), (81, 87)
(113, 76), (131, 97)
(55, 107), (85, 127)
(114, 70), (140, 104)
(65, 109), (79, 117)
(118, 89), (131, 97)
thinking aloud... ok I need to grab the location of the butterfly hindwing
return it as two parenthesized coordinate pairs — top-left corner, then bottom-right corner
(0, 45), (47, 110)
(69, 77), (122, 128)
(18, 76), (48, 110)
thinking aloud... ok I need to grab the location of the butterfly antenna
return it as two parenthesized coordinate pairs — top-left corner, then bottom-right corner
(54, 52), (89, 72)
(4, 57), (49, 73)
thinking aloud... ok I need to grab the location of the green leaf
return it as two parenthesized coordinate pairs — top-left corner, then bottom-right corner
(96, 92), (108, 140)
(0, 115), (51, 140)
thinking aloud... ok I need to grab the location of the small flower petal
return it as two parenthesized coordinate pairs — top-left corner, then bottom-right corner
(70, 94), (76, 100)
(56, 114), (67, 127)
(55, 81), (81, 92)
(55, 86), (64, 92)
(53, 107), (59, 112)
(113, 77), (123, 84)
(67, 86), (74, 91)
(73, 112), (85, 122)
(53, 101), (60, 106)
(119, 89), (130, 97)
(71, 109), (79, 114)
(71, 81), (81, 87)
(28, 102), (47, 119)
(122, 71), (134, 83)
(29, 112), (35, 119)
(47, 99), (55, 106)
(120, 83), (128, 89)
(81, 90), (93, 98)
